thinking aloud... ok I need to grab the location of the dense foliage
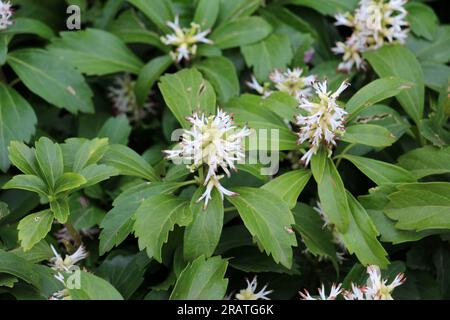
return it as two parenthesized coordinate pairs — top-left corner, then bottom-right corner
(0, 0), (449, 300)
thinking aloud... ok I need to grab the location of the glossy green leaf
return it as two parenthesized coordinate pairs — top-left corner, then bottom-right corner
(227, 187), (297, 268)
(170, 255), (228, 300)
(342, 124), (397, 147)
(127, 0), (174, 33)
(397, 146), (450, 179)
(0, 84), (37, 172)
(262, 169), (311, 209)
(184, 188), (223, 261)
(339, 154), (416, 186)
(17, 210), (53, 251)
(7, 49), (94, 114)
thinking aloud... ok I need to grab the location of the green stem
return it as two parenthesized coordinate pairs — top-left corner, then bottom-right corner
(65, 222), (82, 248)
(224, 207), (236, 213)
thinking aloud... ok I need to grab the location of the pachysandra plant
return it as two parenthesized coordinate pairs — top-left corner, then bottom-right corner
(0, 0), (448, 302)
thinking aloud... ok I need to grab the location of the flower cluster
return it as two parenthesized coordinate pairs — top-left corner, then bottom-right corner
(332, 0), (409, 72)
(299, 283), (342, 300)
(0, 0), (13, 31)
(108, 73), (155, 122)
(235, 276), (273, 300)
(247, 68), (316, 101)
(160, 16), (213, 63)
(300, 265), (406, 300)
(164, 110), (251, 208)
(294, 80), (349, 165)
(49, 245), (88, 300)
(49, 244), (88, 272)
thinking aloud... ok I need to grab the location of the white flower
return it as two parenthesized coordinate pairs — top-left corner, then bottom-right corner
(246, 75), (272, 98)
(365, 265), (406, 300)
(49, 245), (88, 272)
(294, 80), (349, 166)
(164, 109), (251, 208)
(235, 276), (273, 300)
(333, 0), (409, 72)
(299, 283), (342, 300)
(108, 73), (155, 121)
(0, 1), (13, 31)
(49, 273), (72, 300)
(160, 15), (213, 62)
(269, 68), (316, 101)
(343, 265), (406, 300)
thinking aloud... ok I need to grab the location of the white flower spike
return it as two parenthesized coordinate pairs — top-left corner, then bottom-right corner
(160, 15), (213, 63)
(269, 68), (316, 101)
(164, 109), (251, 208)
(295, 80), (349, 166)
(49, 244), (88, 272)
(0, 1), (13, 31)
(333, 0), (409, 72)
(108, 73), (155, 121)
(299, 283), (342, 300)
(235, 276), (273, 300)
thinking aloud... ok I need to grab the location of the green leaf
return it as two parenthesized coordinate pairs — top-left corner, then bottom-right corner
(341, 191), (389, 267)
(63, 138), (109, 172)
(96, 252), (150, 299)
(225, 94), (297, 150)
(7, 49), (94, 114)
(227, 187), (297, 268)
(0, 84), (37, 172)
(385, 183), (450, 231)
(195, 56), (239, 104)
(405, 2), (438, 41)
(8, 141), (38, 176)
(317, 159), (350, 232)
(194, 0), (220, 29)
(217, 0), (261, 24)
(0, 250), (40, 287)
(109, 9), (166, 50)
(310, 146), (327, 184)
(421, 61), (450, 92)
(407, 26), (450, 64)
(35, 137), (64, 190)
(50, 197), (70, 223)
(0, 34), (9, 65)
(170, 255), (228, 300)
(346, 77), (413, 121)
(184, 188), (223, 261)
(262, 169), (311, 209)
(339, 154), (416, 186)
(289, 0), (358, 15)
(99, 182), (182, 255)
(359, 185), (438, 244)
(68, 271), (123, 300)
(102, 144), (159, 181)
(134, 194), (189, 262)
(364, 45), (424, 124)
(135, 55), (172, 107)
(210, 17), (272, 49)
(0, 201), (9, 222)
(262, 91), (298, 121)
(127, 0), (174, 34)
(341, 124), (397, 147)
(4, 17), (55, 39)
(241, 33), (293, 82)
(292, 203), (339, 268)
(3, 175), (48, 196)
(397, 146), (450, 179)
(54, 172), (86, 194)
(97, 115), (131, 145)
(79, 164), (119, 188)
(18, 210), (53, 251)
(49, 29), (143, 75)
(158, 68), (216, 128)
